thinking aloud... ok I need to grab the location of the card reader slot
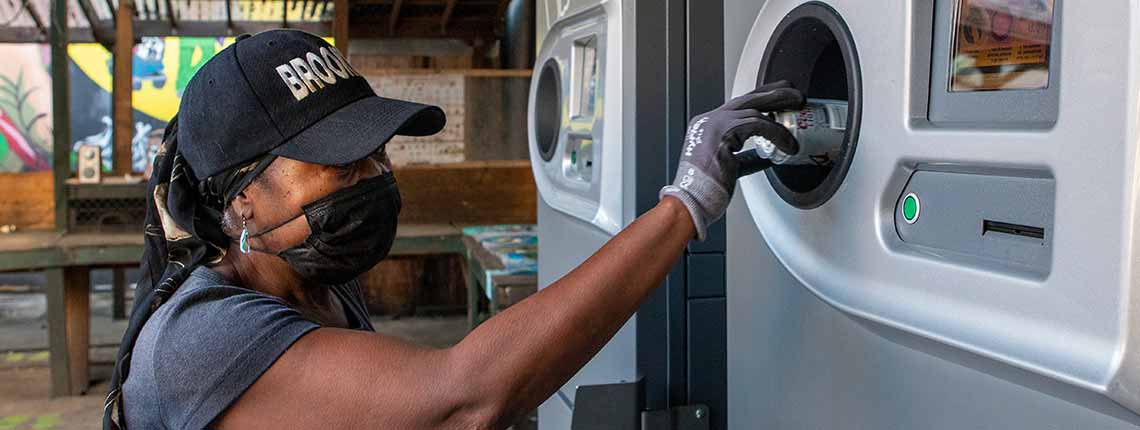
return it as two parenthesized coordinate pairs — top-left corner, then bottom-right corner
(982, 220), (1045, 240)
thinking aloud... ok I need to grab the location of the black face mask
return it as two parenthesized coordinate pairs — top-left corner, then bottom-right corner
(250, 173), (401, 285)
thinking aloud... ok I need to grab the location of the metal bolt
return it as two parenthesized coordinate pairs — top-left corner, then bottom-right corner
(695, 408), (705, 419)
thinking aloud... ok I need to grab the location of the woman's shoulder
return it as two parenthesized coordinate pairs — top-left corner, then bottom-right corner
(138, 267), (321, 374)
(124, 267), (320, 429)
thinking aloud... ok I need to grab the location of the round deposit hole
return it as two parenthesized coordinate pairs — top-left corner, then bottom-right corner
(757, 2), (862, 209)
(534, 59), (562, 162)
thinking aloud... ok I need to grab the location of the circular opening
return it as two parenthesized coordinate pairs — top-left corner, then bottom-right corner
(756, 2), (861, 209)
(534, 59), (562, 162)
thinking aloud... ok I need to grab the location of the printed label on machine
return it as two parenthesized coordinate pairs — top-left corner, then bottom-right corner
(950, 0), (1054, 92)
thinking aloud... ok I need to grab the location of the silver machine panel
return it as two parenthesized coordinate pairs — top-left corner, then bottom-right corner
(531, 0), (734, 428)
(530, 1), (638, 428)
(725, 0), (1140, 427)
(530, 2), (625, 236)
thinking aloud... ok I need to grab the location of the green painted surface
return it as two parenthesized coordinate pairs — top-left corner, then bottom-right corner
(0, 415), (61, 430)
(31, 415), (59, 430)
(0, 416), (30, 430)
(3, 351), (49, 364)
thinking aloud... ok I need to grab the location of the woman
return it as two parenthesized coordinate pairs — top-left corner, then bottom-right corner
(105, 29), (803, 429)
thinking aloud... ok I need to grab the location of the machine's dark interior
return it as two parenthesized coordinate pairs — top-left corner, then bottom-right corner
(535, 60), (561, 162)
(758, 2), (861, 209)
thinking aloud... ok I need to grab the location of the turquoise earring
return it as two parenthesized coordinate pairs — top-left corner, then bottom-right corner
(239, 217), (251, 254)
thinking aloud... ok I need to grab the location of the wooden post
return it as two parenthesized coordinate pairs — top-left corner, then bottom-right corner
(112, 0), (134, 176)
(441, 0), (458, 35)
(112, 267), (127, 320)
(49, 0), (69, 231)
(388, 0), (403, 36)
(46, 267), (91, 396)
(333, 0), (349, 56)
(465, 247), (479, 331)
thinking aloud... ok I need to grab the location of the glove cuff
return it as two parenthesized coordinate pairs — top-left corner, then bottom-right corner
(660, 185), (708, 241)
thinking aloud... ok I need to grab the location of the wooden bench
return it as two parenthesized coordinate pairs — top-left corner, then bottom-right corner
(0, 226), (467, 397)
(0, 232), (143, 396)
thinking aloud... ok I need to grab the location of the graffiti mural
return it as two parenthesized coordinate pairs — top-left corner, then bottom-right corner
(67, 36), (234, 173)
(0, 37), (235, 173)
(0, 44), (52, 172)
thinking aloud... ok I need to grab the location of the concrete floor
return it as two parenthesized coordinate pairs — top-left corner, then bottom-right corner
(0, 277), (487, 430)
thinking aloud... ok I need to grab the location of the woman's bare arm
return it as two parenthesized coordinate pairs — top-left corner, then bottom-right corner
(214, 197), (696, 430)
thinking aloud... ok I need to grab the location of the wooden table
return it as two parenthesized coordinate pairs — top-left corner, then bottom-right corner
(0, 224), (466, 397)
(461, 229), (538, 330)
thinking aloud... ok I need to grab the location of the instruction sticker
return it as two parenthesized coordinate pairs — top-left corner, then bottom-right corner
(950, 0), (1054, 92)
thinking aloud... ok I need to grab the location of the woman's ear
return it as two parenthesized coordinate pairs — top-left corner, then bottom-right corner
(230, 191), (254, 223)
(223, 192), (254, 237)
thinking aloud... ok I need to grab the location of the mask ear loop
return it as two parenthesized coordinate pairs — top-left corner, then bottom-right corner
(239, 216), (251, 254)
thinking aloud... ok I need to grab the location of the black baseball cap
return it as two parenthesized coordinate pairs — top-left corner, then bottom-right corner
(178, 29), (446, 178)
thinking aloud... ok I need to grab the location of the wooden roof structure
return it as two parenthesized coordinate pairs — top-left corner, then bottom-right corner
(7, 0), (521, 267)
(0, 0), (512, 44)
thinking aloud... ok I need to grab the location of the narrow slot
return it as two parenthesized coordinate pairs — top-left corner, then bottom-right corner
(982, 220), (1044, 240)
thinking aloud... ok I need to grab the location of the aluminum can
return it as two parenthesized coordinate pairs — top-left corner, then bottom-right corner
(747, 98), (848, 166)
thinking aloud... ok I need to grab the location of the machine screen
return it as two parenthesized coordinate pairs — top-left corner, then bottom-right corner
(950, 0), (1054, 92)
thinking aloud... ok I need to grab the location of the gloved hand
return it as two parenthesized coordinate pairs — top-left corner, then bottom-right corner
(660, 81), (804, 240)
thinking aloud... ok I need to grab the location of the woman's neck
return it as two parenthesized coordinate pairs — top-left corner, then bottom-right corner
(211, 243), (349, 327)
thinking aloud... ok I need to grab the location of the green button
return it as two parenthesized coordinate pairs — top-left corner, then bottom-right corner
(902, 193), (920, 224)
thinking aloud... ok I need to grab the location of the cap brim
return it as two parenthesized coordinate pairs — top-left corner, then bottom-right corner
(270, 96), (446, 165)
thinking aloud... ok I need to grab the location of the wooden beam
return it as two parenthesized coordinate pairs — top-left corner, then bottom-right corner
(352, 15), (494, 40)
(333, 0), (348, 54)
(50, 0), (70, 231)
(112, 0), (133, 176)
(225, 0), (233, 33)
(23, 0), (48, 37)
(440, 0), (457, 35)
(164, 0), (177, 30)
(75, 0), (99, 28)
(134, 20), (331, 36)
(354, 0), (494, 5)
(388, 0), (403, 35)
(495, 0), (510, 21)
(75, 0), (112, 48)
(0, 26), (103, 43)
(0, 26), (45, 43)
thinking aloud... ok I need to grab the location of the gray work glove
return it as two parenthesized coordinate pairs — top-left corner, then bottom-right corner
(660, 81), (804, 240)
